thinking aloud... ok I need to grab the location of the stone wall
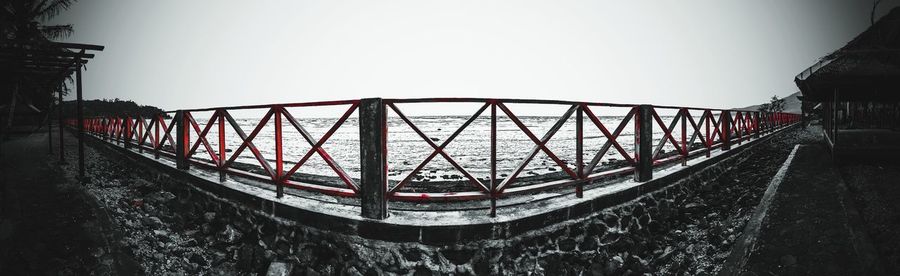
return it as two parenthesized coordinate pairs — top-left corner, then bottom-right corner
(80, 126), (795, 275)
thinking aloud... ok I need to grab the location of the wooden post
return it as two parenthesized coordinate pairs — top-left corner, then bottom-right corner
(175, 110), (189, 169)
(58, 88), (65, 163)
(6, 83), (17, 131)
(722, 111), (732, 150)
(48, 102), (53, 153)
(359, 98), (388, 219)
(76, 63), (86, 180)
(833, 89), (839, 147)
(575, 104), (584, 198)
(753, 112), (760, 139)
(634, 105), (653, 182)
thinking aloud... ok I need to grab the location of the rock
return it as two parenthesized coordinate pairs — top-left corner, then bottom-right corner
(587, 221), (608, 237)
(589, 262), (606, 276)
(638, 214), (651, 226)
(236, 245), (259, 272)
(203, 212), (216, 222)
(442, 249), (475, 265)
(780, 255), (797, 267)
(142, 216), (163, 229)
(179, 238), (198, 247)
(189, 252), (209, 267)
(210, 250), (229, 265)
(473, 255), (491, 275)
(219, 224), (243, 244)
(265, 261), (293, 276)
(413, 265), (433, 276)
(304, 267), (321, 276)
(150, 191), (176, 203)
(400, 248), (423, 262)
(153, 230), (172, 242)
(655, 246), (675, 264)
(647, 221), (664, 234)
(558, 238), (577, 251)
(345, 266), (364, 276)
(684, 202), (706, 210)
(627, 217), (642, 232)
(605, 255), (624, 275)
(580, 237), (599, 252)
(633, 204), (646, 217)
(131, 198), (144, 208)
(626, 255), (649, 273)
(201, 223), (213, 235)
(600, 232), (621, 245)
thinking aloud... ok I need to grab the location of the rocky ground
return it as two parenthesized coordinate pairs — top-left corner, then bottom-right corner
(496, 126), (821, 276)
(4, 125), (815, 275)
(653, 127), (820, 274)
(60, 134), (249, 274)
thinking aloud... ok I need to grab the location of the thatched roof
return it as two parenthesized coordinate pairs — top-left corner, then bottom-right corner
(795, 7), (900, 101)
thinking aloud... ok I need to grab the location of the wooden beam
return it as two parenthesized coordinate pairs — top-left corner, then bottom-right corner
(0, 51), (95, 59)
(0, 40), (104, 51)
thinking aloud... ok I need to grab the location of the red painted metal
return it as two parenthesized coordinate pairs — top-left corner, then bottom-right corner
(72, 99), (801, 209)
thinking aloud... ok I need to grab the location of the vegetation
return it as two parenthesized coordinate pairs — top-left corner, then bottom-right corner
(1, 0), (76, 41)
(2, 0), (80, 121)
(61, 98), (168, 118)
(757, 95), (786, 113)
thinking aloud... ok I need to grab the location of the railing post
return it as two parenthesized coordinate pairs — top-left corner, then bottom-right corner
(359, 98), (388, 219)
(124, 116), (132, 149)
(681, 109), (687, 166)
(154, 116), (160, 159)
(490, 102), (498, 217)
(218, 110), (226, 181)
(705, 111), (711, 157)
(138, 117), (144, 153)
(175, 110), (190, 170)
(575, 104), (584, 198)
(753, 112), (760, 139)
(634, 105), (653, 182)
(274, 106), (284, 198)
(722, 111), (732, 150)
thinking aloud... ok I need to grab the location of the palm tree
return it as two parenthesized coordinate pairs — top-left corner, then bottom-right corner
(1, 0), (78, 131)
(1, 0), (77, 41)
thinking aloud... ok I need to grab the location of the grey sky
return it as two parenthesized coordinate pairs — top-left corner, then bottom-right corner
(51, 1), (899, 113)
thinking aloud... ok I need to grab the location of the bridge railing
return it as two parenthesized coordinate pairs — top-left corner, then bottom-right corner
(68, 98), (801, 219)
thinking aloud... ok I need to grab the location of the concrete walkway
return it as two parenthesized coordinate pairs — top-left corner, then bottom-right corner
(729, 144), (883, 275)
(0, 129), (138, 275)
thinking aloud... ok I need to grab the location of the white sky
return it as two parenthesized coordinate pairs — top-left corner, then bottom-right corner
(51, 0), (900, 114)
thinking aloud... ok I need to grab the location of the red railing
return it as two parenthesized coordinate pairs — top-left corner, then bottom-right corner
(69, 98), (801, 218)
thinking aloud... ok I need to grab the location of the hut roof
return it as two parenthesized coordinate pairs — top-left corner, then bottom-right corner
(795, 7), (900, 101)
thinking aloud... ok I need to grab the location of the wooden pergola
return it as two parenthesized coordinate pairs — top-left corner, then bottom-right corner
(1, 39), (104, 178)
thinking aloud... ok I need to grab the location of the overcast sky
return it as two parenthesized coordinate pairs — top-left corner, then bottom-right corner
(51, 1), (900, 113)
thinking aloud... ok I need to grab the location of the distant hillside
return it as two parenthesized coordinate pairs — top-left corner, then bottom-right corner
(739, 91), (802, 114)
(61, 99), (168, 118)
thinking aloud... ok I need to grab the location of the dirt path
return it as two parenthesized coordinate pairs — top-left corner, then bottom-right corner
(0, 129), (139, 275)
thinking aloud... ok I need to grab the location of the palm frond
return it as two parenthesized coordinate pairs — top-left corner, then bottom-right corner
(38, 0), (75, 21)
(39, 24), (73, 39)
